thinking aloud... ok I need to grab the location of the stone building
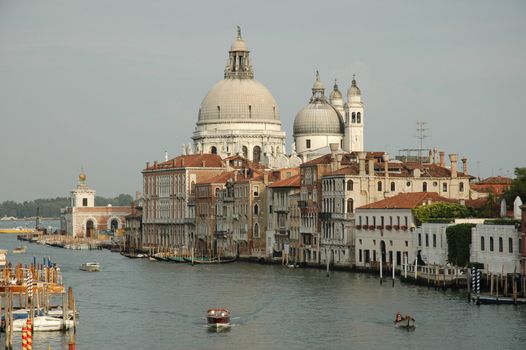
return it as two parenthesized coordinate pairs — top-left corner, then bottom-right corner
(470, 223), (521, 274)
(61, 170), (131, 238)
(124, 205), (143, 252)
(191, 28), (289, 168)
(141, 154), (225, 253)
(293, 72), (364, 162)
(266, 174), (301, 263)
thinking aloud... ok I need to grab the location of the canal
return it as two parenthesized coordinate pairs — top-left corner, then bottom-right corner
(0, 234), (525, 350)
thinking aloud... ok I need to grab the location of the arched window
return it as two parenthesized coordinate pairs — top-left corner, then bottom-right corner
(254, 223), (259, 237)
(357, 112), (361, 123)
(423, 182), (428, 192)
(210, 146), (217, 154)
(347, 198), (354, 213)
(347, 180), (353, 191)
(481, 236), (485, 251)
(499, 237), (503, 252)
(490, 237), (494, 251)
(509, 237), (513, 253)
(253, 146), (261, 163)
(254, 204), (259, 215)
(217, 105), (221, 118)
(459, 182), (464, 192)
(110, 219), (119, 232)
(352, 112), (356, 123)
(248, 105), (252, 118)
(377, 181), (382, 192)
(390, 182), (395, 191)
(242, 146), (248, 159)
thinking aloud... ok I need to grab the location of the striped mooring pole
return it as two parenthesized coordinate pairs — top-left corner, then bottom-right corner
(26, 270), (33, 299)
(22, 324), (28, 350)
(26, 319), (33, 350)
(471, 267), (481, 304)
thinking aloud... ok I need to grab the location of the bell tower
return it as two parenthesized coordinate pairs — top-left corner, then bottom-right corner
(71, 169), (96, 208)
(343, 75), (364, 152)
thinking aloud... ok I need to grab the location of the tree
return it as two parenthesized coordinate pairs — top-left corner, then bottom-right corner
(503, 167), (526, 206)
(413, 202), (472, 224)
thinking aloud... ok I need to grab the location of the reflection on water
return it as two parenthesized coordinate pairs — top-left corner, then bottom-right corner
(0, 234), (525, 350)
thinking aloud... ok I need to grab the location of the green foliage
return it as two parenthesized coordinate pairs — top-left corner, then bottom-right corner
(503, 167), (526, 206)
(413, 202), (473, 224)
(0, 194), (133, 218)
(446, 224), (475, 266)
(483, 219), (520, 226)
(473, 192), (500, 218)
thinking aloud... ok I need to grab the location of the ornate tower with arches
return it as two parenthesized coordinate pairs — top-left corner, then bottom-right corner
(343, 76), (364, 152)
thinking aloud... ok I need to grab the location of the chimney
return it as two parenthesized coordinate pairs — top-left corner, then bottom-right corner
(181, 158), (185, 167)
(234, 171), (238, 181)
(382, 153), (389, 191)
(368, 158), (374, 176)
(433, 147), (438, 164)
(461, 157), (468, 174)
(358, 152), (366, 176)
(449, 153), (458, 178)
(202, 160), (206, 167)
(146, 162), (150, 168)
(439, 151), (445, 167)
(329, 143), (339, 171)
(153, 161), (158, 168)
(263, 172), (269, 184)
(336, 154), (343, 170)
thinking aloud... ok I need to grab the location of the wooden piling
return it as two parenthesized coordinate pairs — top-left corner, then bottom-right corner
(490, 273), (494, 295)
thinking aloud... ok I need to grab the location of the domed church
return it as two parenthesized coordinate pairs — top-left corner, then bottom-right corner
(192, 27), (288, 168)
(293, 72), (364, 161)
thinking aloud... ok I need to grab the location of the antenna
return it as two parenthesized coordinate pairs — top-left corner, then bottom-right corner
(415, 121), (429, 162)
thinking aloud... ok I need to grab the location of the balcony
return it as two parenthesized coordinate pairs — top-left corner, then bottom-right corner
(319, 212), (332, 220)
(298, 200), (307, 208)
(274, 207), (289, 213)
(215, 230), (228, 238)
(276, 228), (290, 237)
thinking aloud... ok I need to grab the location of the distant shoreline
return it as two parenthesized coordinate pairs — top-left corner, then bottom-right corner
(0, 217), (60, 221)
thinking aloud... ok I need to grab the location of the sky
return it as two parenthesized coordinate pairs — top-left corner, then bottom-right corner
(1, 0), (525, 202)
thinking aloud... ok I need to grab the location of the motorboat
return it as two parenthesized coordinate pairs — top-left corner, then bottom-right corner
(12, 316), (74, 332)
(394, 314), (416, 329)
(80, 262), (101, 272)
(12, 246), (27, 254)
(207, 308), (230, 329)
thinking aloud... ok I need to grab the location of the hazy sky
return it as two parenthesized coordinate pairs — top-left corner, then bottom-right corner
(1, 0), (525, 201)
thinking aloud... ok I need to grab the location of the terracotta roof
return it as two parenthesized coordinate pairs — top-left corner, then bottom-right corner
(358, 192), (454, 210)
(144, 154), (223, 171)
(463, 198), (488, 209)
(197, 171), (236, 184)
(476, 176), (513, 185)
(268, 174), (301, 188)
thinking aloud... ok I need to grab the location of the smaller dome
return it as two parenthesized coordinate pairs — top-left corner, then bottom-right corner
(293, 104), (344, 136)
(329, 80), (342, 100)
(312, 70), (324, 91)
(347, 76), (361, 98)
(230, 38), (249, 52)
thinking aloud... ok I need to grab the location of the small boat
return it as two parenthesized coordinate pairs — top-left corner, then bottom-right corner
(167, 256), (187, 263)
(12, 246), (27, 254)
(184, 257), (236, 264)
(80, 262), (101, 272)
(207, 308), (230, 329)
(12, 316), (74, 332)
(394, 314), (416, 329)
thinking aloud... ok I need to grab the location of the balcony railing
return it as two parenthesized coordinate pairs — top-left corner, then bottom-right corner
(276, 228), (290, 236)
(298, 200), (307, 208)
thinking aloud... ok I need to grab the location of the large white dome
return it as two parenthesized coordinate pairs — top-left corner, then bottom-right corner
(197, 78), (281, 125)
(293, 103), (343, 136)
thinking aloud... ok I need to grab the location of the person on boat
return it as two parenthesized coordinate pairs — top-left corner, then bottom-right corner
(395, 312), (402, 322)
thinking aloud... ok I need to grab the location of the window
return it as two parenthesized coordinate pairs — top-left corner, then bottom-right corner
(254, 223), (259, 237)
(481, 236), (485, 251)
(425, 234), (429, 247)
(254, 204), (259, 215)
(509, 237), (513, 253)
(357, 112), (361, 123)
(253, 186), (259, 197)
(499, 237), (503, 252)
(347, 180), (353, 191)
(253, 146), (261, 163)
(248, 105), (252, 118)
(390, 182), (395, 191)
(418, 234), (422, 246)
(359, 249), (362, 262)
(404, 217), (408, 226)
(459, 182), (464, 192)
(423, 182), (428, 192)
(210, 146), (217, 154)
(377, 181), (382, 192)
(442, 183), (448, 192)
(490, 237), (494, 252)
(82, 198), (88, 207)
(352, 112), (356, 123)
(347, 198), (354, 213)
(306, 139), (311, 149)
(433, 234), (436, 248)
